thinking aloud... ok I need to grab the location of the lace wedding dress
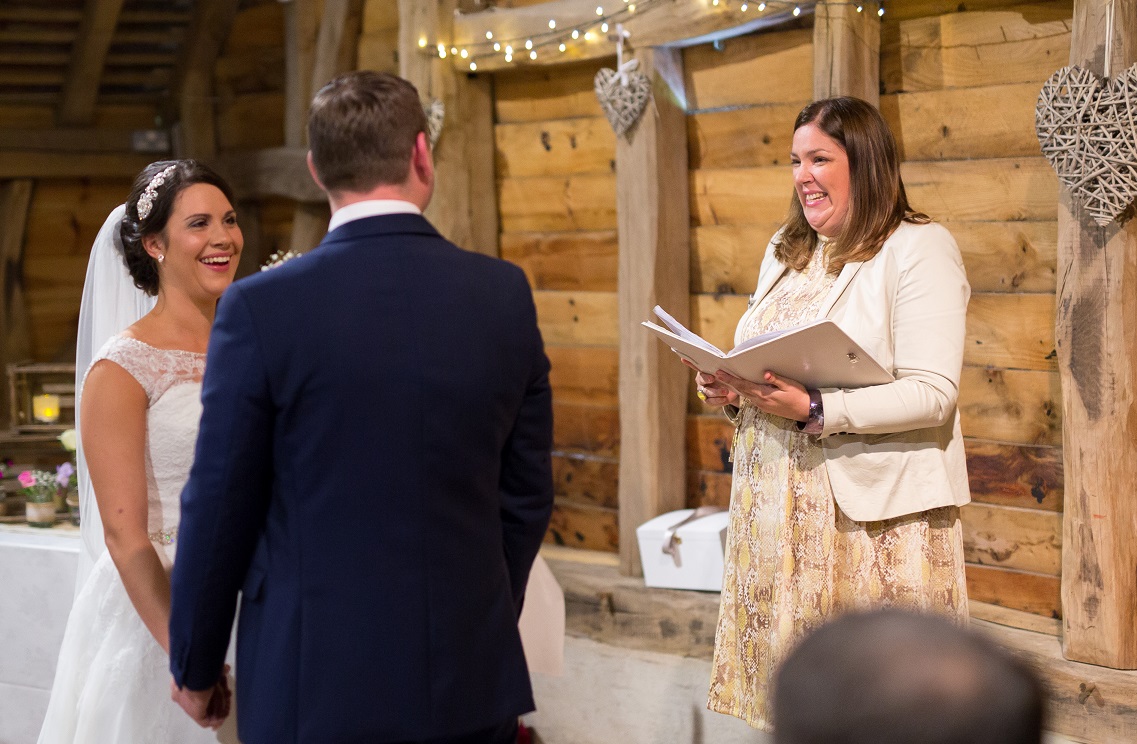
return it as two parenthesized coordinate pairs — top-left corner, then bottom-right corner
(38, 337), (238, 744)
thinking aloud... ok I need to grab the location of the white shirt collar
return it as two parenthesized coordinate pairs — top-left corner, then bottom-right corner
(327, 199), (422, 233)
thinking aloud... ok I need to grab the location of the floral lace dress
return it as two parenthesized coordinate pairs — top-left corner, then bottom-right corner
(38, 337), (238, 744)
(706, 245), (967, 730)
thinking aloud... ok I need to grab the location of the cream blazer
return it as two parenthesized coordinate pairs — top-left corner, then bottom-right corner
(734, 221), (971, 522)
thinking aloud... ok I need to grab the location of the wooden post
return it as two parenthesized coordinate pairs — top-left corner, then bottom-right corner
(310, 0), (366, 100)
(813, 0), (880, 105)
(284, 0), (321, 148)
(616, 47), (690, 576)
(398, 0), (498, 256)
(57, 0), (126, 125)
(0, 180), (34, 425)
(1059, 0), (1137, 669)
(170, 0), (241, 160)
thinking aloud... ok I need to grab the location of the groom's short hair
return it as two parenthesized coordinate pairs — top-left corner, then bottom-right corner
(308, 71), (428, 193)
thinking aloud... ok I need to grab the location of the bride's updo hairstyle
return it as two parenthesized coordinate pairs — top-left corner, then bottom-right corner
(120, 159), (236, 296)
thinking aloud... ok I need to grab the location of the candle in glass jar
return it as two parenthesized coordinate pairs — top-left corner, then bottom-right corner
(33, 394), (60, 423)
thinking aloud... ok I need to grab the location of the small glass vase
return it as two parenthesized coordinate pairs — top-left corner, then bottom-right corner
(26, 497), (56, 527)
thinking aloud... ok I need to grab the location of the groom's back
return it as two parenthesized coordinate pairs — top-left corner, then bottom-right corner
(171, 70), (553, 744)
(184, 214), (551, 743)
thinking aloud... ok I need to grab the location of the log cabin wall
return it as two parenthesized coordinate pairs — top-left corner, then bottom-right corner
(493, 60), (621, 552)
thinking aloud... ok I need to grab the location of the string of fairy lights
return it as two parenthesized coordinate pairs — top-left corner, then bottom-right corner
(418, 0), (884, 71)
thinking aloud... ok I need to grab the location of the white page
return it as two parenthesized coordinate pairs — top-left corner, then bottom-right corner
(652, 305), (723, 356)
(727, 319), (828, 356)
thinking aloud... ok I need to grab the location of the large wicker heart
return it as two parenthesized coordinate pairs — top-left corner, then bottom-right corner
(1036, 64), (1137, 226)
(594, 67), (652, 137)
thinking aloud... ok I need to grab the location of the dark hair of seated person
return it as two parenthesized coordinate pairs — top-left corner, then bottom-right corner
(773, 609), (1046, 744)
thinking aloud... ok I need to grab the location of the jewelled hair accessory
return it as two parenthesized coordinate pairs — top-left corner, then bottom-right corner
(136, 164), (178, 221)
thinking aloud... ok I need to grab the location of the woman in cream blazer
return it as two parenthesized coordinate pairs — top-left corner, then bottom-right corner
(698, 97), (970, 732)
(735, 219), (971, 522)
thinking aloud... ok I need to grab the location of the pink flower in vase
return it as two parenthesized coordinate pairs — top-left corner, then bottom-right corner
(18, 471), (36, 488)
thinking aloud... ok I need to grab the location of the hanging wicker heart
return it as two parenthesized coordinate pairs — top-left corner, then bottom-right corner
(594, 67), (652, 137)
(424, 98), (444, 149)
(1036, 64), (1137, 226)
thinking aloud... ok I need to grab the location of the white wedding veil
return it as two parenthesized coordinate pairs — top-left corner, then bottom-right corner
(73, 205), (156, 591)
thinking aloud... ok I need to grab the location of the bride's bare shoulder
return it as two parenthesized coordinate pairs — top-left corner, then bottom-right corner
(82, 357), (148, 418)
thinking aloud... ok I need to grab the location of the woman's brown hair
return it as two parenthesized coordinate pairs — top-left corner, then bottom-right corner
(775, 96), (929, 274)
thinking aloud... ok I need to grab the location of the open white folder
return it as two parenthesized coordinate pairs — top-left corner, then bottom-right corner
(642, 305), (893, 389)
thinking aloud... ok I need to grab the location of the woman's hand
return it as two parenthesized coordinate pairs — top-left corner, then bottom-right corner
(682, 359), (739, 408)
(715, 370), (811, 422)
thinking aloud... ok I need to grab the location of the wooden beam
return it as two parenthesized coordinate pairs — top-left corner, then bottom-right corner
(1058, 0), (1137, 670)
(399, 0), (499, 256)
(813, 0), (880, 104)
(616, 47), (690, 576)
(0, 152), (154, 179)
(0, 128), (145, 153)
(450, 0), (807, 72)
(0, 7), (188, 23)
(974, 619), (1137, 742)
(290, 0), (364, 257)
(0, 180), (33, 427)
(213, 147), (324, 203)
(284, 0), (321, 148)
(0, 30), (76, 45)
(311, 0), (366, 94)
(170, 0), (241, 159)
(57, 0), (126, 126)
(120, 9), (194, 25)
(0, 7), (83, 22)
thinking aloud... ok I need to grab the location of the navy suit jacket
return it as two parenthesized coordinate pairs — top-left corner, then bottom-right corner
(169, 214), (554, 743)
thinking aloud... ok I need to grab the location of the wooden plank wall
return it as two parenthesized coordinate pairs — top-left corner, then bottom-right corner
(493, 59), (621, 552)
(682, 27), (814, 513)
(880, 2), (1070, 620)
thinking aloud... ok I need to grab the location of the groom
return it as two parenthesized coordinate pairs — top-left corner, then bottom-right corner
(168, 71), (554, 743)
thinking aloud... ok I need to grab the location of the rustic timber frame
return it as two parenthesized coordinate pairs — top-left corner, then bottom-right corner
(1057, 0), (1137, 671)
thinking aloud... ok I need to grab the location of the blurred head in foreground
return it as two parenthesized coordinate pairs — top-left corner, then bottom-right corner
(773, 609), (1045, 744)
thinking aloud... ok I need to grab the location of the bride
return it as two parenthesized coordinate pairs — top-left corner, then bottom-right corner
(38, 160), (242, 743)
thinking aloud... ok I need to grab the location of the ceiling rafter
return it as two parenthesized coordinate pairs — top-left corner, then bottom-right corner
(57, 0), (128, 125)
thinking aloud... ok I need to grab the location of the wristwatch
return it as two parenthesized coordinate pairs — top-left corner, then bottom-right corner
(798, 389), (824, 435)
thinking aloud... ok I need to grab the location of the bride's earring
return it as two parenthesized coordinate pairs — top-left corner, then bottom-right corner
(156, 253), (165, 263)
